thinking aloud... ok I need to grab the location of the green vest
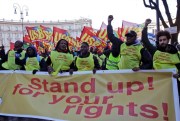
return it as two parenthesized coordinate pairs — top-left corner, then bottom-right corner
(118, 43), (143, 69)
(106, 53), (120, 70)
(99, 54), (106, 60)
(153, 50), (180, 69)
(76, 53), (94, 71)
(25, 56), (42, 71)
(2, 50), (26, 70)
(50, 51), (73, 71)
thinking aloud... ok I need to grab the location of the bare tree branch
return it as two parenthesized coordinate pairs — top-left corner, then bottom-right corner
(162, 0), (173, 26)
(175, 1), (180, 32)
(143, 0), (179, 43)
(143, 0), (156, 9)
(150, 0), (169, 28)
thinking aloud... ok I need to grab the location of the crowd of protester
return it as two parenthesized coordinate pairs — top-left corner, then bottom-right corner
(0, 15), (180, 121)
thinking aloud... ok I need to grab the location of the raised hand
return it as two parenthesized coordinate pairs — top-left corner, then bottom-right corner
(108, 15), (114, 24)
(145, 19), (152, 27)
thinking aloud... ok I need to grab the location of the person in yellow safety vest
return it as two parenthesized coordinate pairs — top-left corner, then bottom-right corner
(74, 42), (100, 73)
(46, 39), (74, 75)
(22, 46), (47, 74)
(142, 18), (180, 104)
(92, 46), (104, 68)
(102, 40), (121, 70)
(107, 15), (152, 71)
(105, 52), (120, 70)
(142, 19), (180, 70)
(1, 40), (26, 70)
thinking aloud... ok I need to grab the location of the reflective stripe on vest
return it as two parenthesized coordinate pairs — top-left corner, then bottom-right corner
(106, 53), (120, 70)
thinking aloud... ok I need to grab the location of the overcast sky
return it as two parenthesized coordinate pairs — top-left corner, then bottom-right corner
(0, 0), (176, 29)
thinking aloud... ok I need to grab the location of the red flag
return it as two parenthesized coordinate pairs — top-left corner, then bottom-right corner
(121, 20), (144, 40)
(96, 22), (108, 42)
(40, 25), (53, 42)
(26, 26), (45, 41)
(75, 37), (81, 51)
(53, 26), (69, 46)
(53, 26), (76, 51)
(23, 35), (31, 43)
(10, 42), (14, 50)
(80, 26), (106, 52)
(118, 27), (125, 41)
(80, 26), (97, 45)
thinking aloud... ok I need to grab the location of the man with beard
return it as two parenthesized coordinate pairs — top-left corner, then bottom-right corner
(46, 39), (74, 75)
(107, 15), (152, 71)
(74, 42), (100, 73)
(142, 19), (180, 72)
(142, 19), (180, 103)
(1, 40), (26, 70)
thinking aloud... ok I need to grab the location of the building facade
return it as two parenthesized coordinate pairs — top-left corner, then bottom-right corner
(0, 18), (92, 51)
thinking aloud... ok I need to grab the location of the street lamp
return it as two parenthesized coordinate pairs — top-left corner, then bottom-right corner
(13, 3), (29, 41)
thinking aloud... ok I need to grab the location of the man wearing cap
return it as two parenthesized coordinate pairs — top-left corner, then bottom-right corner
(107, 15), (152, 70)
